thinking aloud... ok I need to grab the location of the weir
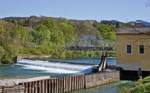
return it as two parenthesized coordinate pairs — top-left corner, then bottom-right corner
(16, 54), (148, 81)
(0, 71), (120, 93)
(17, 59), (93, 74)
(2, 53), (146, 93)
(0, 54), (121, 93)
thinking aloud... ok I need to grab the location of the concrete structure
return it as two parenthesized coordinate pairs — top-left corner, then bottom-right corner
(116, 27), (150, 71)
(0, 71), (119, 93)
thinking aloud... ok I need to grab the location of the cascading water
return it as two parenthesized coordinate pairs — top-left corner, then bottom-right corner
(0, 58), (116, 79)
(17, 59), (93, 74)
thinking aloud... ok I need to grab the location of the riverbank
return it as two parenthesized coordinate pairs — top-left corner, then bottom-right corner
(120, 76), (150, 93)
(0, 51), (116, 65)
(16, 51), (116, 60)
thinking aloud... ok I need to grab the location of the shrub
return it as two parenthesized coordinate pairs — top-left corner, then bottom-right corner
(1, 54), (13, 64)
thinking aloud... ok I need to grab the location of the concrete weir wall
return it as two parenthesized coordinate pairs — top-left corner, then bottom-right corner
(85, 71), (120, 88)
(0, 71), (120, 93)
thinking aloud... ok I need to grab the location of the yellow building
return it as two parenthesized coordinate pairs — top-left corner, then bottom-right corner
(116, 28), (150, 71)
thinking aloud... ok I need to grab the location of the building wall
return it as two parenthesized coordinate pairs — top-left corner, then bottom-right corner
(116, 34), (150, 71)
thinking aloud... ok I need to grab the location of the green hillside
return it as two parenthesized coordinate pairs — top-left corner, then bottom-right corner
(0, 16), (116, 64)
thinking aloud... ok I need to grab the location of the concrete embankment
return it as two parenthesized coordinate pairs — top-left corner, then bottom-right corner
(0, 71), (119, 93)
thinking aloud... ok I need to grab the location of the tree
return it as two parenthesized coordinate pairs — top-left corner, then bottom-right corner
(97, 24), (116, 41)
(59, 22), (76, 47)
(0, 46), (5, 60)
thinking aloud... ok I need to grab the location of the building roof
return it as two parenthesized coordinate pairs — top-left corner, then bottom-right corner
(117, 27), (150, 35)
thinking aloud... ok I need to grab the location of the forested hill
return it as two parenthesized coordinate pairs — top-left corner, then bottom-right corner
(0, 16), (119, 64)
(2, 16), (117, 43)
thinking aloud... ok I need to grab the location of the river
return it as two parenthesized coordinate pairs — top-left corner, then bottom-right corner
(0, 58), (130, 93)
(69, 81), (130, 93)
(0, 58), (116, 79)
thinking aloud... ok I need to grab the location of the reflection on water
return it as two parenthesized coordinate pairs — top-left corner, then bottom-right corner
(69, 81), (130, 93)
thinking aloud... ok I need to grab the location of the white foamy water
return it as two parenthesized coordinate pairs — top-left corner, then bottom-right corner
(17, 59), (93, 74)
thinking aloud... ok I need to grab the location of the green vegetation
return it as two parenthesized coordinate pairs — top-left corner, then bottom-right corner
(120, 76), (150, 93)
(60, 51), (115, 59)
(0, 17), (117, 64)
(119, 83), (134, 93)
(131, 77), (150, 93)
(97, 24), (116, 41)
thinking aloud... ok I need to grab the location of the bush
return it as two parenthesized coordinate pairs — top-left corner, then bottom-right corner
(128, 76), (150, 93)
(131, 84), (145, 93)
(1, 54), (14, 64)
(144, 83), (150, 92)
(142, 76), (150, 84)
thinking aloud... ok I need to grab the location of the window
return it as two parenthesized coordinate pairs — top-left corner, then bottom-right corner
(127, 45), (132, 54)
(139, 45), (144, 54)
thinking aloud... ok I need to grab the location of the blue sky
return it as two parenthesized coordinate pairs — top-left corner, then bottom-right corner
(0, 0), (150, 22)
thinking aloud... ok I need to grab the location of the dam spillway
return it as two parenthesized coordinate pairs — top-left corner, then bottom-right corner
(0, 58), (116, 79)
(17, 59), (93, 75)
(0, 58), (120, 93)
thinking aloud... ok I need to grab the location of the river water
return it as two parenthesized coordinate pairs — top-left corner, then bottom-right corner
(0, 58), (116, 79)
(69, 81), (130, 93)
(0, 58), (131, 93)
